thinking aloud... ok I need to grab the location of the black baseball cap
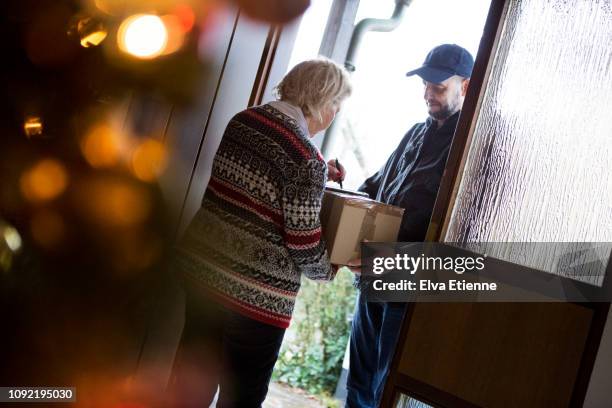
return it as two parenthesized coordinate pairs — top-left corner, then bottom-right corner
(406, 44), (474, 84)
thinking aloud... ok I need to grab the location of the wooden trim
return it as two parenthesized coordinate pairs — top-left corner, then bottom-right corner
(571, 260), (612, 406)
(379, 302), (416, 407)
(389, 301), (609, 408)
(425, 0), (509, 243)
(249, 25), (283, 107)
(570, 302), (611, 407)
(382, 301), (610, 408)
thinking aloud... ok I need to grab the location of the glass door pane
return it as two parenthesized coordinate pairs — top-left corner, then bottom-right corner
(395, 392), (434, 408)
(444, 0), (612, 284)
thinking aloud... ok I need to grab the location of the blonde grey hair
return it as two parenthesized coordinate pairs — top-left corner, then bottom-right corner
(274, 58), (352, 120)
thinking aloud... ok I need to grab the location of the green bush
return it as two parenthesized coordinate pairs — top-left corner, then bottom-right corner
(272, 267), (357, 399)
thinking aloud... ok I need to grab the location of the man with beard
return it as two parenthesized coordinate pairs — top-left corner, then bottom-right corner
(346, 44), (474, 408)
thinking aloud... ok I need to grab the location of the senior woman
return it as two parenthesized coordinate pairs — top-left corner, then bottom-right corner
(171, 59), (352, 407)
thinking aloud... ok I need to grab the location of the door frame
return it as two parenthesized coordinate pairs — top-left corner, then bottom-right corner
(424, 0), (507, 244)
(380, 0), (612, 405)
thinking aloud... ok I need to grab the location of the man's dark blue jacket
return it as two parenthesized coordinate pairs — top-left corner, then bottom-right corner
(358, 111), (460, 241)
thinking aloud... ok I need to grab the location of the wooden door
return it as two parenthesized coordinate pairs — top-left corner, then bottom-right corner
(381, 0), (612, 406)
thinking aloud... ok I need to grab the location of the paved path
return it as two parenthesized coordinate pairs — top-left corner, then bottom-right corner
(263, 383), (326, 408)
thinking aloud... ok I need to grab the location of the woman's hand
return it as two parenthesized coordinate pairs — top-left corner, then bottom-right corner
(327, 159), (346, 184)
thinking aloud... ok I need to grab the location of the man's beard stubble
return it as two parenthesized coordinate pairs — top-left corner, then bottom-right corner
(428, 94), (462, 122)
(429, 104), (454, 121)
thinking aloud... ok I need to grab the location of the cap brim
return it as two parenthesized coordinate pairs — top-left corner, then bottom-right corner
(406, 66), (454, 84)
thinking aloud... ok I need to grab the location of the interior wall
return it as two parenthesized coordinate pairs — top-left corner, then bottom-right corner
(159, 9), (240, 237)
(260, 21), (300, 105)
(132, 9), (284, 394)
(176, 14), (272, 238)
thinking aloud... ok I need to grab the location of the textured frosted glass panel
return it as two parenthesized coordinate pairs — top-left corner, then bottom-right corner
(395, 393), (433, 408)
(445, 0), (612, 284)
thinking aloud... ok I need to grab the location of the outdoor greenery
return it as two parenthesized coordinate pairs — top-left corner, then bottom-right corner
(272, 267), (358, 402)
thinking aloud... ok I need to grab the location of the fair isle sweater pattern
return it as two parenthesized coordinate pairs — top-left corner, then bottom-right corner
(175, 104), (335, 328)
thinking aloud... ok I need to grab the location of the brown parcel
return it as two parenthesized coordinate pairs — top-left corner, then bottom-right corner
(320, 189), (404, 265)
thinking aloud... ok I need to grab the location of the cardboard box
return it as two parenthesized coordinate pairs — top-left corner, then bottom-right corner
(320, 188), (405, 265)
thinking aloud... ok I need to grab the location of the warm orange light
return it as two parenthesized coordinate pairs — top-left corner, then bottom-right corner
(117, 14), (168, 59)
(93, 0), (120, 15)
(31, 210), (65, 249)
(111, 232), (162, 273)
(159, 15), (186, 55)
(113, 402), (149, 408)
(81, 125), (121, 168)
(173, 4), (196, 32)
(80, 29), (108, 47)
(24, 116), (43, 138)
(131, 139), (168, 182)
(80, 179), (151, 227)
(20, 159), (69, 203)
(74, 16), (108, 47)
(103, 183), (151, 226)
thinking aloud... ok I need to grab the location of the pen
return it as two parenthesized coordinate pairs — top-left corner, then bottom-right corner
(335, 158), (343, 189)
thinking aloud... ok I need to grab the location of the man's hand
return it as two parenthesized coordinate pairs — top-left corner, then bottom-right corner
(327, 159), (346, 184)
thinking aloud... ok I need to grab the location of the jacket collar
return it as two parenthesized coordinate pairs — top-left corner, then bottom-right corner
(426, 110), (461, 133)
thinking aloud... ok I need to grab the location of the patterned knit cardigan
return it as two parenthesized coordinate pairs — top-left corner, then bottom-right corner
(175, 104), (335, 328)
